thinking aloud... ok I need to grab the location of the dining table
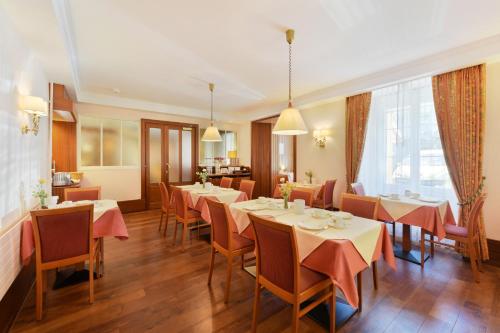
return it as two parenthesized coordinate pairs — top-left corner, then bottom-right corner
(291, 182), (323, 198)
(377, 195), (456, 265)
(177, 184), (248, 223)
(229, 198), (396, 329)
(20, 199), (129, 286)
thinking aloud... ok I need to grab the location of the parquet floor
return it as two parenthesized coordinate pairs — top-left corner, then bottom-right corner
(10, 210), (500, 333)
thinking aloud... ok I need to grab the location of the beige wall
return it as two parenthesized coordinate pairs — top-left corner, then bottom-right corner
(75, 103), (246, 201)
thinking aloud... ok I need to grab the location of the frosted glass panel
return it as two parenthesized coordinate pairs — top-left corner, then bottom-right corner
(168, 129), (180, 183)
(81, 117), (101, 166)
(182, 129), (192, 182)
(122, 121), (139, 166)
(149, 128), (161, 184)
(102, 119), (121, 166)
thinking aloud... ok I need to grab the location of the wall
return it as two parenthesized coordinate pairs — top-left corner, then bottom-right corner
(75, 103), (246, 201)
(296, 99), (346, 207)
(0, 9), (49, 304)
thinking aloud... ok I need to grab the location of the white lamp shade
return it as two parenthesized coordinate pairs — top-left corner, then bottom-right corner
(19, 95), (48, 116)
(272, 107), (308, 135)
(201, 126), (222, 142)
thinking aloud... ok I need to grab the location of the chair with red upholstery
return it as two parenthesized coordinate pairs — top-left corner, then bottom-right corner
(423, 194), (486, 280)
(171, 187), (202, 251)
(273, 184), (283, 199)
(239, 179), (255, 200)
(159, 182), (175, 236)
(340, 192), (381, 311)
(290, 188), (315, 207)
(219, 177), (233, 188)
(206, 198), (255, 303)
(313, 179), (336, 210)
(351, 182), (366, 196)
(248, 214), (335, 333)
(64, 186), (101, 201)
(272, 175), (289, 198)
(30, 204), (99, 320)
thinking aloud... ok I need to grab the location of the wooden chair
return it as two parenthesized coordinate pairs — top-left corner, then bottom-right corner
(273, 184), (283, 199)
(339, 193), (381, 312)
(159, 182), (175, 236)
(206, 198), (255, 303)
(248, 214), (336, 333)
(290, 188), (315, 207)
(274, 174), (289, 185)
(313, 180), (337, 210)
(351, 182), (365, 196)
(220, 177), (233, 188)
(422, 194), (486, 280)
(239, 179), (256, 200)
(171, 187), (202, 251)
(30, 205), (98, 320)
(64, 186), (101, 201)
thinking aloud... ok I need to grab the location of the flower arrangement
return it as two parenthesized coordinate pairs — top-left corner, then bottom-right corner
(196, 169), (209, 188)
(305, 170), (313, 184)
(32, 178), (49, 208)
(279, 182), (295, 209)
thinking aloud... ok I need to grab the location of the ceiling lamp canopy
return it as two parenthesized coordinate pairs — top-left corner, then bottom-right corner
(201, 82), (222, 142)
(272, 29), (308, 136)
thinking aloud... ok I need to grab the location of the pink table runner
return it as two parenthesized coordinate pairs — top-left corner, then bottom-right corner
(186, 191), (247, 223)
(21, 206), (128, 266)
(378, 200), (455, 240)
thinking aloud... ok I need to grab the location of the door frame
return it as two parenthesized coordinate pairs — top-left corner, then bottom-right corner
(141, 119), (199, 209)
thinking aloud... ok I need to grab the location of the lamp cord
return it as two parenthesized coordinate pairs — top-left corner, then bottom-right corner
(288, 41), (292, 105)
(210, 87), (214, 124)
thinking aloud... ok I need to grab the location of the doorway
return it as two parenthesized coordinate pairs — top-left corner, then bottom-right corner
(141, 119), (198, 209)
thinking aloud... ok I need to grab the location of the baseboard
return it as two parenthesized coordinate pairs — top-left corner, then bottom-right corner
(117, 199), (145, 213)
(486, 238), (500, 267)
(0, 259), (34, 333)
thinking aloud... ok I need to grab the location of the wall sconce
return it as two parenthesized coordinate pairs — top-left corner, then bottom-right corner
(19, 95), (48, 136)
(313, 129), (328, 148)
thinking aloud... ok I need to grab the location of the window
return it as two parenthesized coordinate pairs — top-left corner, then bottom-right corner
(199, 129), (237, 166)
(358, 77), (458, 212)
(80, 116), (139, 167)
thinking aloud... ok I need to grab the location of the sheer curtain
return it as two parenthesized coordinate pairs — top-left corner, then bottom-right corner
(358, 77), (458, 215)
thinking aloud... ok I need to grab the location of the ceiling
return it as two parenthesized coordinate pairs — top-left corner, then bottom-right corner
(3, 0), (500, 122)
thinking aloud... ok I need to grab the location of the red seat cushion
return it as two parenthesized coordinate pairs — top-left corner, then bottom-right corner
(312, 199), (324, 208)
(445, 224), (468, 238)
(299, 266), (329, 292)
(231, 232), (254, 250)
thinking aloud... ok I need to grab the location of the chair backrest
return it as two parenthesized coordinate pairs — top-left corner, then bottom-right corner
(275, 174), (289, 185)
(466, 194), (486, 238)
(206, 198), (232, 250)
(351, 182), (365, 196)
(319, 179), (336, 206)
(31, 205), (94, 264)
(172, 187), (189, 219)
(159, 182), (170, 210)
(64, 186), (101, 201)
(290, 188), (314, 206)
(340, 193), (379, 219)
(220, 177), (233, 188)
(239, 180), (256, 200)
(249, 214), (299, 294)
(272, 184), (283, 199)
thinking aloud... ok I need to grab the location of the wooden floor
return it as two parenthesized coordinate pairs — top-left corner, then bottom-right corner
(11, 210), (500, 333)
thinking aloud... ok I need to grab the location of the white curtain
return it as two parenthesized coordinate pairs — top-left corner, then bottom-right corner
(358, 77), (458, 215)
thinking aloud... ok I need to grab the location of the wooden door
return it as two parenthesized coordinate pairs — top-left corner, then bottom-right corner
(251, 122), (272, 197)
(143, 120), (198, 209)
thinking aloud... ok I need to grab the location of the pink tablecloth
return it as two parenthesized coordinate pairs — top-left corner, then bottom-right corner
(187, 192), (248, 223)
(21, 207), (128, 266)
(378, 202), (455, 240)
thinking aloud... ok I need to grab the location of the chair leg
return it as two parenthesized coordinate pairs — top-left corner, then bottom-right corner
(356, 272), (363, 313)
(291, 302), (300, 333)
(329, 285), (336, 333)
(241, 254), (245, 269)
(89, 257), (94, 304)
(99, 238), (105, 276)
(159, 211), (164, 231)
(181, 223), (188, 251)
(430, 235), (435, 257)
(469, 241), (480, 283)
(162, 209), (169, 237)
(224, 255), (233, 303)
(420, 229), (425, 269)
(392, 222), (396, 244)
(35, 268), (43, 320)
(372, 261), (378, 290)
(207, 247), (216, 286)
(172, 221), (179, 246)
(476, 240), (483, 272)
(95, 246), (100, 278)
(251, 282), (261, 333)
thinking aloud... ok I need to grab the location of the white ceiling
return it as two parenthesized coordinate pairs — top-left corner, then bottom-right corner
(3, 0), (500, 122)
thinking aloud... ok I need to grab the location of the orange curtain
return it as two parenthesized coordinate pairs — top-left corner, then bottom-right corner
(432, 64), (488, 260)
(345, 92), (372, 192)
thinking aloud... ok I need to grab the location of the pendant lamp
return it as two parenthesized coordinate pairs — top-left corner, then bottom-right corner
(201, 82), (222, 142)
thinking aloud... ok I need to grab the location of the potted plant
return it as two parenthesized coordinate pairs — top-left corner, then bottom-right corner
(305, 170), (313, 184)
(279, 182), (295, 209)
(196, 169), (209, 188)
(32, 178), (49, 209)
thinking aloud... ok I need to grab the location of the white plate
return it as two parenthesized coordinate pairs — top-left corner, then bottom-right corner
(331, 212), (353, 220)
(297, 221), (328, 231)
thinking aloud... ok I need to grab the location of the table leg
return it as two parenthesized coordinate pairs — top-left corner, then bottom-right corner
(393, 224), (430, 266)
(402, 224), (412, 251)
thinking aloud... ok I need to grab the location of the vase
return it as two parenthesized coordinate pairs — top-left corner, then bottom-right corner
(202, 180), (206, 189)
(39, 197), (48, 209)
(284, 196), (289, 209)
